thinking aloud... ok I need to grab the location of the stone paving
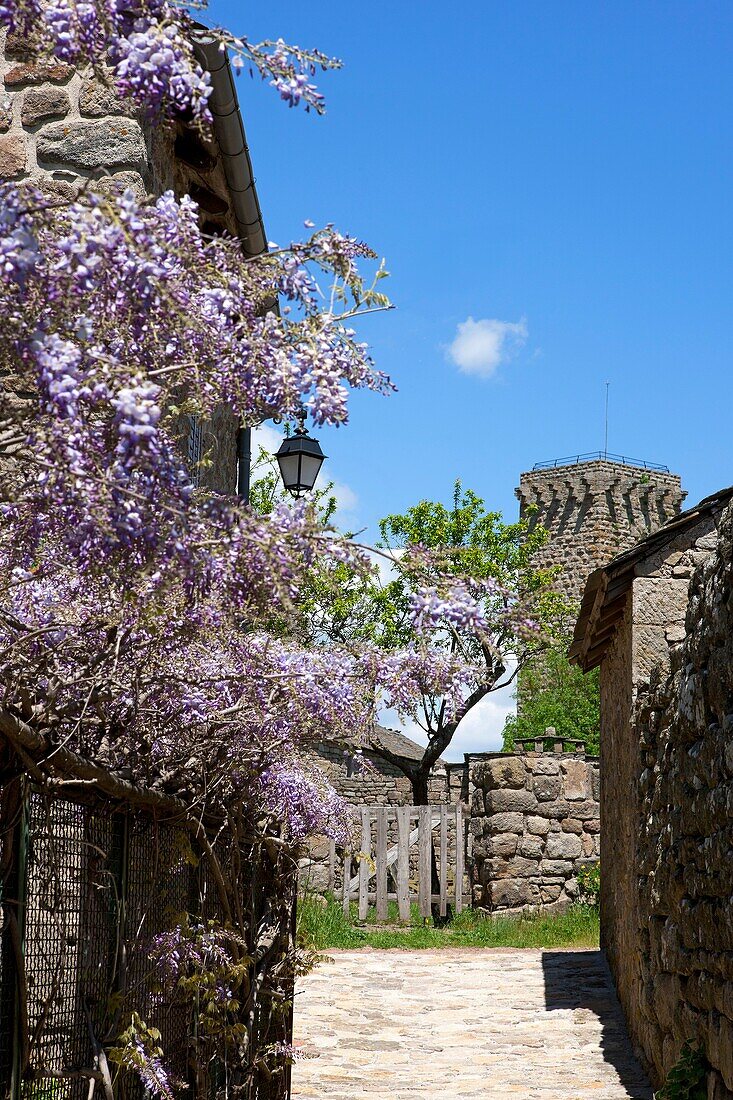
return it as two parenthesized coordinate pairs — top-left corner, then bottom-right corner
(292, 948), (653, 1100)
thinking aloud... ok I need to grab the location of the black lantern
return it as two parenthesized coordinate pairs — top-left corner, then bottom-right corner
(275, 421), (326, 498)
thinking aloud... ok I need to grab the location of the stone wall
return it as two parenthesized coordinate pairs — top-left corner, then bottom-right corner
(312, 743), (452, 806)
(0, 30), (240, 495)
(469, 747), (599, 914)
(517, 459), (685, 607)
(599, 501), (733, 1098)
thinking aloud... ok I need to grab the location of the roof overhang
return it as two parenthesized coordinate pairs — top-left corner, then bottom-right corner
(569, 485), (733, 672)
(192, 30), (267, 258)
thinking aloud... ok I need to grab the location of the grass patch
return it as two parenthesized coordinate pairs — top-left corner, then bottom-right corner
(297, 894), (600, 952)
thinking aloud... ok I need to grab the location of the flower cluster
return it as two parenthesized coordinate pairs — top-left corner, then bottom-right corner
(109, 16), (212, 121)
(0, 0), (341, 122)
(266, 37), (325, 110)
(0, 186), (393, 584)
(148, 922), (246, 1007)
(258, 759), (351, 843)
(409, 582), (495, 635)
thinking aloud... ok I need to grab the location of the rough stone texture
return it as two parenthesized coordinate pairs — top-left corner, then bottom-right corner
(0, 97), (11, 132)
(36, 116), (147, 170)
(4, 60), (72, 86)
(89, 169), (147, 202)
(471, 748), (599, 915)
(517, 459), (685, 609)
(34, 176), (78, 204)
(20, 85), (70, 126)
(292, 949), (653, 1099)
(79, 78), (128, 116)
(599, 500), (733, 1097)
(0, 130), (25, 175)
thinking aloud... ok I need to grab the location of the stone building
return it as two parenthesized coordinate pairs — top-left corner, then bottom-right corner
(0, 26), (263, 494)
(517, 453), (686, 608)
(313, 726), (451, 806)
(570, 486), (733, 1098)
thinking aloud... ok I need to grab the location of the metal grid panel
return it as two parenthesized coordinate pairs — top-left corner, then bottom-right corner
(2, 785), (236, 1100)
(23, 793), (88, 1100)
(19, 794), (123, 1100)
(0, 804), (19, 1097)
(125, 819), (195, 1084)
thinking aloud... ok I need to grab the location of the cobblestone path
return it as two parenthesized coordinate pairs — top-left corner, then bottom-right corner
(292, 948), (653, 1100)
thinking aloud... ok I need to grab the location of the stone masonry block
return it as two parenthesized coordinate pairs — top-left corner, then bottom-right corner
(36, 177), (79, 205)
(519, 835), (544, 860)
(21, 85), (70, 126)
(483, 855), (538, 880)
(0, 99), (11, 133)
(5, 61), (72, 86)
(476, 756), (526, 791)
(566, 800), (599, 821)
(543, 800), (572, 819)
(633, 575), (689, 627)
(484, 788), (538, 815)
(541, 859), (573, 877)
(0, 132), (26, 177)
(91, 171), (147, 202)
(487, 878), (540, 908)
(561, 818), (583, 834)
(531, 757), (560, 775)
(561, 758), (592, 800)
(484, 812), (524, 835)
(37, 117), (147, 171)
(485, 833), (518, 858)
(532, 774), (562, 801)
(79, 79), (128, 116)
(581, 834), (595, 857)
(527, 815), (550, 836)
(546, 832), (582, 860)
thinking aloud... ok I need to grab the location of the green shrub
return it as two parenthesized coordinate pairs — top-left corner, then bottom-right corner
(656, 1042), (708, 1100)
(576, 862), (600, 908)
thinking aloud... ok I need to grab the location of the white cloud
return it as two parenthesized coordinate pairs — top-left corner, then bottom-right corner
(251, 422), (282, 457)
(368, 547), (404, 586)
(443, 686), (515, 760)
(446, 316), (528, 378)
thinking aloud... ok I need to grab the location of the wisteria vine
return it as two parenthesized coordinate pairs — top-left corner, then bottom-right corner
(0, 5), (540, 1096)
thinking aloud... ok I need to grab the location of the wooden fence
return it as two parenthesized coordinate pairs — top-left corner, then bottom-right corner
(332, 804), (466, 923)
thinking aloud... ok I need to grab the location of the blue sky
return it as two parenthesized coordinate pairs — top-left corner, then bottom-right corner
(210, 1), (733, 754)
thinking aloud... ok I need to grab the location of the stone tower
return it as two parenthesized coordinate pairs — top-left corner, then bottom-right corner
(516, 453), (686, 608)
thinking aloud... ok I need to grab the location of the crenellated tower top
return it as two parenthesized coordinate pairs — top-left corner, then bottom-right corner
(516, 452), (686, 608)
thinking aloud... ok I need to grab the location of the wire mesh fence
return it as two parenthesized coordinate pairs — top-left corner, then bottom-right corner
(0, 780), (264, 1100)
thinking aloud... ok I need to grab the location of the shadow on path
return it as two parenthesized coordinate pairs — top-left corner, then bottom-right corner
(542, 950), (653, 1100)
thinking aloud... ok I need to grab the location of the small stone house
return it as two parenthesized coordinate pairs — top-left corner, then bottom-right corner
(313, 725), (451, 806)
(570, 486), (733, 1096)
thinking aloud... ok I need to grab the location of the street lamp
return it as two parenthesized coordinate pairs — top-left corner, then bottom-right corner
(275, 416), (326, 498)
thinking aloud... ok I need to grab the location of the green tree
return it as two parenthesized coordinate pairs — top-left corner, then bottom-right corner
(366, 482), (567, 803)
(502, 646), (600, 756)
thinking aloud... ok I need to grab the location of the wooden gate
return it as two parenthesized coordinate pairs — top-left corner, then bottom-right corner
(335, 804), (466, 923)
